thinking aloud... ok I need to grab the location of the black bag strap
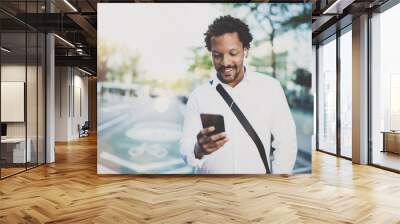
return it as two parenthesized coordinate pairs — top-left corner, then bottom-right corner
(215, 83), (271, 174)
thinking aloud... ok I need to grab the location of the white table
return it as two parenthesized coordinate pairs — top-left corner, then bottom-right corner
(1, 138), (31, 163)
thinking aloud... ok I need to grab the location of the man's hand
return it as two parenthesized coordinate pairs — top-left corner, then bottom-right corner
(194, 126), (229, 159)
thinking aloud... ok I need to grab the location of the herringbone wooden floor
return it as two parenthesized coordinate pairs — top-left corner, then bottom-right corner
(1, 135), (400, 224)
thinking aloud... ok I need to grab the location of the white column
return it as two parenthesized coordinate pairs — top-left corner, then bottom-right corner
(352, 14), (369, 164)
(45, 0), (55, 163)
(46, 32), (55, 163)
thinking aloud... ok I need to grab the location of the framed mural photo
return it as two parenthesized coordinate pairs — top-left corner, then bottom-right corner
(97, 2), (313, 174)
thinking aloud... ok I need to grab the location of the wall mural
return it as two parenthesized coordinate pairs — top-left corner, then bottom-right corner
(97, 3), (313, 174)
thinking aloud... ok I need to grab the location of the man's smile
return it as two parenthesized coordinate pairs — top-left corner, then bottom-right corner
(220, 66), (235, 76)
(224, 67), (233, 72)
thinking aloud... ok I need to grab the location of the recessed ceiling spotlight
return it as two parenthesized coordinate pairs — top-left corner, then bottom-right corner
(78, 67), (93, 76)
(54, 34), (75, 48)
(63, 0), (78, 12)
(1, 47), (11, 53)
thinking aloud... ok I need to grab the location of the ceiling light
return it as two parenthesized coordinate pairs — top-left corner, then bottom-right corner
(54, 34), (75, 48)
(63, 0), (78, 12)
(323, 0), (341, 14)
(323, 0), (355, 15)
(1, 47), (11, 53)
(76, 48), (85, 55)
(78, 67), (93, 76)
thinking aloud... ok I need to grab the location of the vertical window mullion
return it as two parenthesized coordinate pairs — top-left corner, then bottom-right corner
(367, 11), (373, 165)
(36, 0), (39, 167)
(0, 21), (2, 179)
(25, 0), (28, 171)
(316, 44), (320, 150)
(336, 29), (341, 157)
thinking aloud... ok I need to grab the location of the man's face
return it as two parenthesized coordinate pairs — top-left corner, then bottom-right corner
(210, 32), (246, 87)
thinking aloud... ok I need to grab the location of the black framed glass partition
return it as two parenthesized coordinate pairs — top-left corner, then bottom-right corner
(316, 24), (353, 159)
(0, 1), (28, 178)
(316, 0), (400, 171)
(1, 30), (28, 177)
(317, 35), (337, 155)
(0, 1), (46, 179)
(339, 26), (352, 159)
(370, 2), (400, 172)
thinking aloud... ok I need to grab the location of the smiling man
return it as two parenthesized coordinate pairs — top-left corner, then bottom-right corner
(180, 15), (297, 174)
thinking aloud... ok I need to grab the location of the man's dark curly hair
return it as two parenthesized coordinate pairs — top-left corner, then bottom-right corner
(204, 15), (253, 51)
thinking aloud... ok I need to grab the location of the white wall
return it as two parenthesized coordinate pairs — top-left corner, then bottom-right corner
(71, 73), (89, 138)
(55, 67), (69, 141)
(75, 71), (89, 138)
(55, 67), (89, 141)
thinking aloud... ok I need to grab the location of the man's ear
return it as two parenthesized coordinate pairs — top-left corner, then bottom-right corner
(244, 49), (248, 58)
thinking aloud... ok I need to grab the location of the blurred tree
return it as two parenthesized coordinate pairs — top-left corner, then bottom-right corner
(187, 46), (213, 73)
(232, 3), (311, 78)
(98, 39), (117, 82)
(292, 68), (313, 110)
(112, 55), (140, 83)
(187, 47), (213, 87)
(293, 68), (311, 89)
(249, 51), (288, 78)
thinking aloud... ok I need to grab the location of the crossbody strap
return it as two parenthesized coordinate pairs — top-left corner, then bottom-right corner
(215, 83), (271, 174)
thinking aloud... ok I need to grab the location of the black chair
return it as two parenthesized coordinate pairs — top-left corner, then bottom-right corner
(79, 121), (90, 138)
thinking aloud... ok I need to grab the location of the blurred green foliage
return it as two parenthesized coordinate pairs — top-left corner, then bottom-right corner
(232, 3), (311, 78)
(186, 3), (313, 110)
(188, 47), (213, 73)
(108, 55), (140, 83)
(98, 39), (117, 82)
(99, 38), (141, 84)
(98, 3), (313, 108)
(293, 68), (312, 89)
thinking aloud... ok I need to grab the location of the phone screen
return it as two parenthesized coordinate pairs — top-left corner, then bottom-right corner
(200, 113), (225, 135)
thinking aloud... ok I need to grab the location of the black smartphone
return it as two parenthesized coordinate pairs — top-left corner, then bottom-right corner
(200, 113), (225, 135)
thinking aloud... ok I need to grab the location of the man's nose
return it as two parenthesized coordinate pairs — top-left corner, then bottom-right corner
(221, 56), (231, 67)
